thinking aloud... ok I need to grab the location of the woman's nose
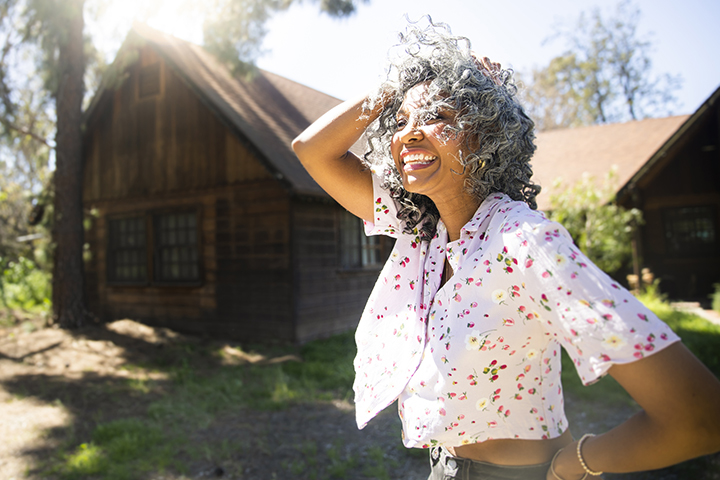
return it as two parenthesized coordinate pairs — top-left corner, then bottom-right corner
(398, 122), (423, 143)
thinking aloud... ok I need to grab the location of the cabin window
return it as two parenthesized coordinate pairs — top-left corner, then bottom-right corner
(139, 63), (160, 98)
(663, 205), (717, 255)
(154, 212), (200, 282)
(107, 216), (148, 283)
(339, 211), (392, 269)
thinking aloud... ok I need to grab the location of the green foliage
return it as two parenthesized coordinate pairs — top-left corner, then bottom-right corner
(521, 0), (682, 130)
(548, 168), (642, 276)
(711, 284), (720, 314)
(0, 255), (51, 312)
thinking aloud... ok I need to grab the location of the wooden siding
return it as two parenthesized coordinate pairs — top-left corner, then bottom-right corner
(85, 182), (294, 340)
(83, 45), (271, 202)
(630, 109), (720, 299)
(292, 200), (379, 342)
(214, 181), (294, 341)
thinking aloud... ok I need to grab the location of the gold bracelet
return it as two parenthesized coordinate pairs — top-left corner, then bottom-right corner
(577, 433), (603, 476)
(551, 447), (588, 480)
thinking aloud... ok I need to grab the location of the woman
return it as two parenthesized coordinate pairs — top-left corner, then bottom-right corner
(292, 20), (720, 480)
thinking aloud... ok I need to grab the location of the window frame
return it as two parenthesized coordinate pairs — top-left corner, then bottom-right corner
(106, 214), (150, 285)
(338, 210), (393, 271)
(106, 207), (203, 287)
(662, 205), (718, 257)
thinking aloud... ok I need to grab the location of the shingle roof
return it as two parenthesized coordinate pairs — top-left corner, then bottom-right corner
(531, 115), (690, 210)
(93, 23), (346, 197)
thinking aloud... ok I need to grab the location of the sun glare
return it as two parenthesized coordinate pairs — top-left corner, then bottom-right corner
(87, 0), (204, 62)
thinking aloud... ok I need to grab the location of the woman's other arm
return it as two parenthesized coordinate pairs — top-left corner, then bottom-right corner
(292, 93), (386, 222)
(549, 342), (720, 479)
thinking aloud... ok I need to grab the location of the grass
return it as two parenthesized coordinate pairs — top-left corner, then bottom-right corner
(32, 288), (720, 479)
(41, 332), (361, 480)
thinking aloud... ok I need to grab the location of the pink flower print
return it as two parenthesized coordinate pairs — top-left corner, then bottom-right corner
(458, 393), (468, 401)
(470, 302), (478, 308)
(602, 314), (613, 321)
(514, 394), (523, 400)
(447, 392), (457, 399)
(600, 354), (611, 362)
(394, 284), (401, 290)
(409, 280), (415, 290)
(517, 383), (524, 391)
(467, 322), (475, 328)
(586, 318), (597, 324)
(638, 313), (648, 321)
(487, 421), (498, 428)
(660, 333), (668, 341)
(454, 282), (462, 291)
(503, 318), (515, 327)
(601, 299), (616, 308)
(634, 351), (644, 359)
(542, 270), (551, 278)
(528, 388), (537, 395)
(525, 256), (534, 268)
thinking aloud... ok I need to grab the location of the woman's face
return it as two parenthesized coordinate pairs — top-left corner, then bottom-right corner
(391, 83), (469, 204)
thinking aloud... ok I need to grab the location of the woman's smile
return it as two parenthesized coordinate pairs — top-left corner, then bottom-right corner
(400, 149), (439, 172)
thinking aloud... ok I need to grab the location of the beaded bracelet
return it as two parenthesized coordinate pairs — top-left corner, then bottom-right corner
(577, 433), (604, 476)
(550, 448), (588, 480)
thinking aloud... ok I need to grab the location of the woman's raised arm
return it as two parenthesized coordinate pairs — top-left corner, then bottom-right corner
(292, 93), (387, 222)
(548, 342), (720, 479)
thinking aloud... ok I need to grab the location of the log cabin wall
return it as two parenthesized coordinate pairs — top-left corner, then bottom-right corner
(291, 200), (380, 342)
(83, 45), (294, 339)
(632, 109), (720, 299)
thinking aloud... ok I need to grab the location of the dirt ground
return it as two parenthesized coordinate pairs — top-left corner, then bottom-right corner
(1, 314), (718, 480)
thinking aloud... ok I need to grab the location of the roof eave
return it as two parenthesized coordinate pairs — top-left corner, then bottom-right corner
(616, 84), (720, 204)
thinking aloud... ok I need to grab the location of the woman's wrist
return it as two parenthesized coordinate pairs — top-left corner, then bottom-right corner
(551, 441), (589, 480)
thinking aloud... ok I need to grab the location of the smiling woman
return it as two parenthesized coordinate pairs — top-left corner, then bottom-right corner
(292, 17), (720, 480)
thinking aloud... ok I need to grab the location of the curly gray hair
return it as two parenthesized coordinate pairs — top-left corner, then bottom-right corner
(363, 18), (541, 241)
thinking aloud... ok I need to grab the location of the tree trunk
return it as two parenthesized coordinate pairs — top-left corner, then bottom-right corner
(53, 0), (86, 328)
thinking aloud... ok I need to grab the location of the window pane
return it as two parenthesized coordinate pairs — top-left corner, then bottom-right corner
(155, 211), (200, 282)
(664, 206), (717, 255)
(108, 216), (147, 283)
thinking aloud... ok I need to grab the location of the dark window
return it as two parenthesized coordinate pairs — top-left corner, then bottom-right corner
(108, 216), (147, 283)
(663, 206), (717, 255)
(106, 210), (201, 285)
(339, 211), (392, 269)
(154, 212), (200, 282)
(139, 63), (160, 98)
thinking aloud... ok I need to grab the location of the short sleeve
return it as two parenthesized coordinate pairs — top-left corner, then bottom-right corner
(518, 218), (680, 385)
(363, 173), (401, 238)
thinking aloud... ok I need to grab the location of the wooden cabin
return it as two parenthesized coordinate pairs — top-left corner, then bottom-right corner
(532, 86), (720, 300)
(82, 25), (390, 343)
(616, 86), (720, 300)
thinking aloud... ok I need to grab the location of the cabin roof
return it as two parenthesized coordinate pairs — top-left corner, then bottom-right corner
(532, 114), (691, 210)
(86, 23), (345, 197)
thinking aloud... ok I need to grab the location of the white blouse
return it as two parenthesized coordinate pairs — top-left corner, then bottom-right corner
(353, 175), (679, 448)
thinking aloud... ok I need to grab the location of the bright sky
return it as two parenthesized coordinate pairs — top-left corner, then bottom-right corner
(87, 0), (720, 116)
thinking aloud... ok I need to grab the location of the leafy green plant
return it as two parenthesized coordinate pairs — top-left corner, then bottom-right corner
(548, 168), (642, 276)
(711, 283), (720, 314)
(0, 255), (51, 312)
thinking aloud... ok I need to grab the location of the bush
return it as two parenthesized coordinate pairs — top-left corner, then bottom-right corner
(711, 283), (720, 314)
(0, 255), (51, 312)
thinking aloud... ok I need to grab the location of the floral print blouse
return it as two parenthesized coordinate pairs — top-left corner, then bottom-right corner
(353, 175), (679, 448)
